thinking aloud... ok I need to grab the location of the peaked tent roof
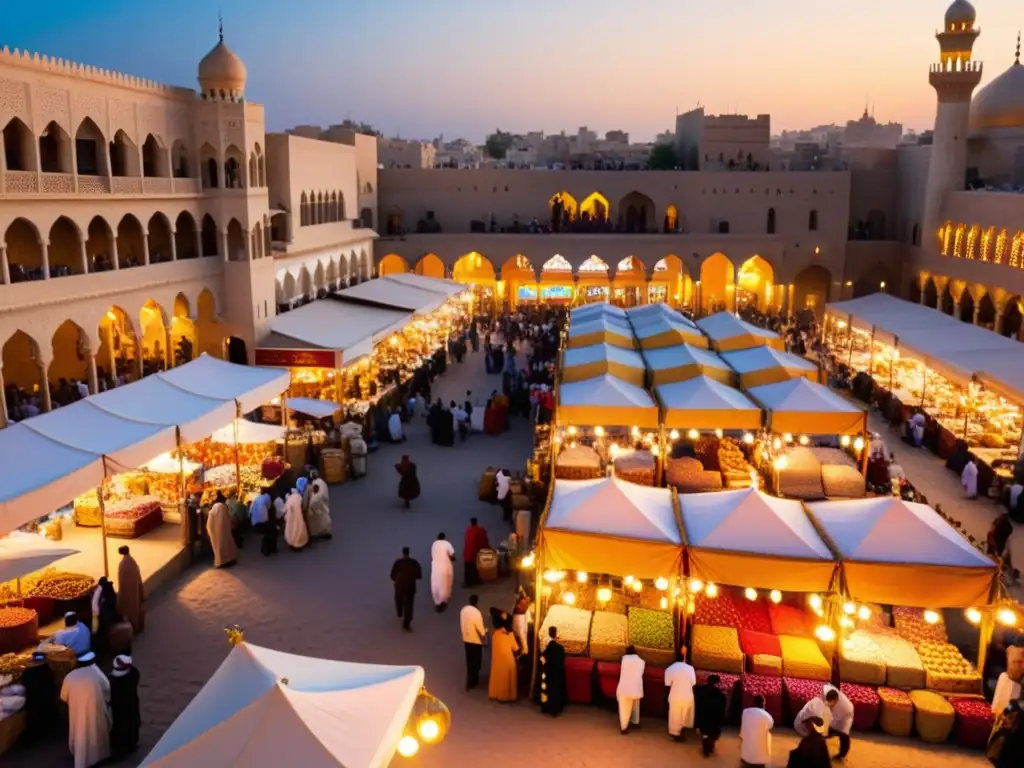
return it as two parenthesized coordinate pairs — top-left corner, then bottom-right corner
(680, 488), (835, 592)
(571, 301), (626, 319)
(643, 343), (732, 386)
(334, 276), (448, 314)
(696, 312), (783, 352)
(382, 272), (466, 295)
(746, 378), (865, 435)
(142, 643), (424, 768)
(806, 497), (996, 607)
(656, 375), (762, 430)
(626, 302), (687, 328)
(633, 315), (709, 349)
(263, 300), (411, 364)
(158, 354), (290, 413)
(540, 477), (682, 578)
(209, 420), (288, 445)
(562, 343), (646, 386)
(557, 374), (659, 427)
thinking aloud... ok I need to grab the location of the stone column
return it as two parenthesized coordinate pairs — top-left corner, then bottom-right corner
(169, 230), (177, 261)
(165, 328), (174, 369)
(195, 228), (203, 259)
(87, 354), (98, 394)
(0, 244), (9, 285)
(41, 241), (50, 280)
(142, 233), (150, 266)
(39, 362), (53, 413)
(733, 273), (741, 312)
(220, 230), (229, 262)
(972, 300), (981, 326)
(134, 352), (144, 381)
(995, 308), (1005, 335)
(111, 238), (120, 271)
(79, 238), (89, 274)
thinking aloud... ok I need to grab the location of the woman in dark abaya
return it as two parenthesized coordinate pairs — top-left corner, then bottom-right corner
(538, 625), (567, 716)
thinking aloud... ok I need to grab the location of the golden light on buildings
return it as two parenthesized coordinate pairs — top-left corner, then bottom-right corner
(398, 736), (420, 758)
(769, 590), (782, 604)
(965, 607), (982, 625)
(923, 610), (941, 625)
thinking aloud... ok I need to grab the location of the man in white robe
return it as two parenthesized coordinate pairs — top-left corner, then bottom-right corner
(60, 652), (111, 768)
(306, 474), (332, 539)
(664, 651), (696, 740)
(430, 532), (456, 611)
(794, 684), (853, 760)
(740, 694), (774, 767)
(961, 458), (979, 499)
(388, 409), (404, 442)
(616, 646), (646, 734)
(206, 491), (238, 568)
(282, 489), (309, 550)
(495, 469), (511, 503)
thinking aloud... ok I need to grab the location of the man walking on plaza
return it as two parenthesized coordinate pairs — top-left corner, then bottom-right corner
(390, 546), (422, 632)
(460, 594), (486, 689)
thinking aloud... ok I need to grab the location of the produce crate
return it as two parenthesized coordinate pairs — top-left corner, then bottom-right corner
(589, 611), (628, 663)
(750, 654), (783, 677)
(739, 629), (781, 658)
(878, 687), (914, 737)
(693, 590), (742, 629)
(779, 635), (831, 681)
(564, 657), (595, 704)
(839, 630), (887, 686)
(768, 603), (813, 638)
(840, 682), (881, 731)
(742, 674), (783, 722)
(909, 689), (955, 743)
(641, 666), (667, 717)
(540, 605), (592, 656)
(627, 608), (675, 668)
(691, 625), (743, 675)
(872, 631), (925, 689)
(893, 606), (948, 646)
(917, 642), (982, 695)
(0, 609), (38, 655)
(733, 598), (773, 634)
(949, 696), (994, 750)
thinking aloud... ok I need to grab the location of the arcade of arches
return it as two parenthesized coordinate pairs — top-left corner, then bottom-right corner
(375, 251), (837, 316)
(914, 273), (1024, 341)
(1, 289), (229, 426)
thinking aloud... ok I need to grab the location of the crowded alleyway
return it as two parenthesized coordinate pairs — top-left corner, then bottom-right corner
(7, 342), (990, 768)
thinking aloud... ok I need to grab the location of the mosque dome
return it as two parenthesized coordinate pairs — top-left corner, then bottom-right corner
(944, 0), (976, 27)
(969, 59), (1024, 131)
(198, 28), (247, 101)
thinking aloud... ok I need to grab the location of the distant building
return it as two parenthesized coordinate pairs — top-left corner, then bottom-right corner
(844, 109), (904, 149)
(675, 108), (770, 170)
(377, 138), (436, 169)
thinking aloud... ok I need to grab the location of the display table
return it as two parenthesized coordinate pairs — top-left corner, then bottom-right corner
(949, 696), (994, 750)
(564, 657), (595, 704)
(641, 666), (667, 717)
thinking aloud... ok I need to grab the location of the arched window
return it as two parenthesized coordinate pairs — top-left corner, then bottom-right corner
(808, 209), (818, 232)
(337, 191), (346, 221)
(766, 208), (776, 235)
(300, 193), (309, 227)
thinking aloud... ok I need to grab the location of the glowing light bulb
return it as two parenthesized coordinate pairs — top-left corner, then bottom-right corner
(854, 437), (865, 451)
(815, 625), (836, 642)
(742, 432), (754, 445)
(576, 571), (588, 583)
(631, 426), (640, 438)
(745, 588), (758, 601)
(798, 435), (810, 446)
(655, 577), (669, 591)
(687, 429), (699, 440)
(770, 590), (782, 604)
(594, 426), (605, 437)
(632, 580), (643, 593)
(568, 425), (577, 436)
(687, 599), (696, 615)
(808, 594), (823, 610)
(398, 736), (420, 758)
(544, 570), (566, 583)
(965, 607), (982, 625)
(669, 429), (680, 440)
(843, 602), (856, 615)
(840, 435), (851, 447)
(418, 718), (440, 742)
(705, 583), (718, 598)
(597, 587), (612, 603)
(773, 456), (789, 470)
(772, 438), (781, 450)
(624, 575), (635, 586)
(660, 597), (669, 610)
(520, 553), (536, 568)
(688, 578), (704, 593)
(650, 444), (660, 456)
(840, 616), (854, 628)
(609, 443), (621, 457)
(857, 605), (871, 621)
(714, 429), (724, 438)
(783, 433), (793, 443)
(997, 608), (1018, 627)
(562, 591), (577, 605)
(923, 610), (940, 625)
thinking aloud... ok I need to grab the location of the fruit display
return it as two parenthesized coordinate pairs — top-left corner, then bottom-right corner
(612, 451), (655, 486)
(768, 603), (813, 638)
(25, 571), (93, 601)
(839, 630), (887, 686)
(0, 653), (31, 678)
(739, 629), (781, 658)
(0, 608), (38, 654)
(774, 447), (825, 500)
(872, 630), (926, 689)
(73, 491), (102, 527)
(917, 641), (982, 694)
(182, 440), (277, 469)
(102, 497), (164, 539)
(554, 445), (603, 481)
(143, 472), (187, 507)
(691, 625), (743, 674)
(742, 673), (784, 722)
(949, 697), (995, 750)
(878, 687), (914, 737)
(627, 607), (674, 666)
(205, 464), (265, 495)
(909, 689), (956, 743)
(588, 611), (628, 662)
(693, 589), (741, 629)
(779, 635), (831, 681)
(750, 653), (783, 677)
(893, 606), (948, 646)
(540, 605), (592, 656)
(840, 682), (882, 731)
(733, 597), (773, 634)
(783, 677), (824, 720)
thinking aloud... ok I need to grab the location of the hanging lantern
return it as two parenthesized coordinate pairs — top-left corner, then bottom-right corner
(840, 435), (851, 447)
(745, 587), (758, 601)
(655, 577), (669, 591)
(923, 610), (941, 625)
(398, 736), (420, 758)
(576, 571), (588, 583)
(769, 590), (782, 604)
(705, 583), (718, 598)
(688, 578), (704, 593)
(808, 594), (823, 611)
(597, 587), (612, 603)
(965, 607), (982, 625)
(562, 591), (577, 605)
(687, 429), (699, 440)
(843, 602), (856, 615)
(857, 605), (871, 621)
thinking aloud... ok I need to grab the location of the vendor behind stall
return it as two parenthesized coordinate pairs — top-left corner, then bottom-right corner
(47, 612), (91, 656)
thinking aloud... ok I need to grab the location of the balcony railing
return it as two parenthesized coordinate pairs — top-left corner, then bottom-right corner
(1, 171), (203, 197)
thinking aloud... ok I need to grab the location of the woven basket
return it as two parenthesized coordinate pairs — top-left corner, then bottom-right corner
(910, 689), (955, 743)
(878, 688), (914, 737)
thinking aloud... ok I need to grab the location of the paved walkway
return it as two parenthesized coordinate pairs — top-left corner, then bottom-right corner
(7, 348), (991, 767)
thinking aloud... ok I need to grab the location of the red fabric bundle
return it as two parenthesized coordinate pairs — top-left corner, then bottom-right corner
(641, 666), (668, 717)
(564, 657), (595, 705)
(949, 697), (994, 750)
(739, 629), (782, 658)
(769, 603), (813, 638)
(840, 682), (881, 732)
(742, 674), (784, 722)
(734, 598), (773, 633)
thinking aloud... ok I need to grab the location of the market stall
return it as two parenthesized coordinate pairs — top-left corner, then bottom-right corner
(633, 314), (709, 350)
(557, 375), (659, 430)
(746, 378), (867, 438)
(624, 301), (680, 327)
(721, 346), (821, 389)
(562, 344), (646, 387)
(566, 316), (636, 350)
(182, 420), (287, 499)
(644, 344), (735, 387)
(697, 311), (784, 353)
(657, 376), (763, 433)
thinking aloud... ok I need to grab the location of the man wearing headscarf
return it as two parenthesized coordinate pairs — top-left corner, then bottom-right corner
(430, 532), (456, 612)
(283, 488), (309, 550)
(108, 655), (140, 759)
(49, 612), (91, 656)
(206, 490), (238, 568)
(305, 472), (332, 539)
(60, 652), (110, 768)
(116, 545), (145, 633)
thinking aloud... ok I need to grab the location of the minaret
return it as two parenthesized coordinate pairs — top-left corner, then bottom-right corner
(922, 0), (983, 250)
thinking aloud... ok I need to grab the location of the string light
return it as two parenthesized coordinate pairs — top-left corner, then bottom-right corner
(670, 429), (680, 440)
(769, 590), (782, 604)
(624, 575), (635, 586)
(773, 456), (789, 470)
(544, 570), (566, 583)
(594, 426), (605, 437)
(745, 588), (758, 601)
(520, 553), (536, 568)
(843, 602), (856, 615)
(562, 591), (577, 605)
(650, 444), (660, 457)
(714, 429), (724, 438)
(398, 736), (420, 757)
(597, 587), (612, 603)
(632, 580), (643, 593)
(576, 571), (588, 583)
(418, 719), (440, 742)
(798, 435), (810, 446)
(742, 432), (754, 445)
(923, 610), (940, 625)
(815, 625), (836, 642)
(997, 608), (1018, 627)
(688, 578), (704, 593)
(840, 435), (851, 447)
(783, 433), (793, 443)
(631, 426), (640, 438)
(660, 597), (669, 610)
(655, 577), (669, 591)
(568, 425), (577, 436)
(808, 594), (823, 610)
(857, 605), (871, 621)
(687, 429), (699, 440)
(772, 437), (781, 450)
(840, 616), (854, 628)
(965, 608), (982, 625)
(854, 437), (865, 451)
(705, 583), (718, 598)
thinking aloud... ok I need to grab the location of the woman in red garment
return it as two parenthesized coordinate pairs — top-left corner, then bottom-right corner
(463, 517), (489, 585)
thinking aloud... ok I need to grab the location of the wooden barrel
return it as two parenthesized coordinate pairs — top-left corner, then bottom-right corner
(320, 449), (348, 484)
(284, 440), (307, 469)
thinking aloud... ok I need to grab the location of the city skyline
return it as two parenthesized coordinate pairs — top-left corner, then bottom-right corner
(4, 0), (1022, 142)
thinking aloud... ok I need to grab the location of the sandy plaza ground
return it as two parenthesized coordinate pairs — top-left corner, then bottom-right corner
(5, 344), (995, 767)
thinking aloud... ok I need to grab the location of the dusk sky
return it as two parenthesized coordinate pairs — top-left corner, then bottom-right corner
(5, 0), (1023, 141)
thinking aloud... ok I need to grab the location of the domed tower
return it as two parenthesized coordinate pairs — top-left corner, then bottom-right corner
(922, 0), (984, 247)
(198, 20), (247, 102)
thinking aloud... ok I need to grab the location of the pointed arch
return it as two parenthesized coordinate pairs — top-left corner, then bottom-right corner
(328, 192), (339, 223)
(115, 214), (144, 268)
(171, 140), (190, 178)
(1011, 232), (1024, 269)
(200, 143), (219, 188)
(766, 207), (777, 234)
(47, 216), (84, 276)
(337, 190), (346, 221)
(808, 209), (818, 232)
(147, 212), (173, 264)
(737, 255), (776, 310)
(226, 219), (247, 262)
(453, 252), (496, 285)
(75, 118), (107, 176)
(360, 207), (374, 229)
(97, 306), (140, 385)
(977, 293), (997, 328)
(2, 329), (44, 399)
(39, 120), (72, 174)
(923, 277), (939, 309)
(379, 254), (409, 276)
(142, 134), (168, 177)
(578, 255), (610, 273)
(664, 204), (679, 233)
(649, 255), (690, 307)
(4, 218), (44, 280)
(174, 212), (198, 260)
(86, 216), (115, 272)
(3, 117), (35, 172)
(953, 223), (967, 258)
(699, 253), (736, 313)
(300, 192), (310, 227)
(965, 225), (980, 259)
(793, 265), (832, 317)
(170, 293), (196, 367)
(414, 253), (445, 279)
(223, 145), (244, 189)
(49, 319), (90, 390)
(618, 191), (653, 233)
(994, 228), (1008, 264)
(549, 190), (579, 231)
(201, 214), (219, 257)
(958, 289), (975, 323)
(109, 130), (139, 177)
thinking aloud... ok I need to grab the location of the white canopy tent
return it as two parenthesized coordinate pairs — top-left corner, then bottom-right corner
(383, 272), (466, 296)
(562, 343), (646, 386)
(142, 642), (424, 768)
(571, 301), (627, 320)
(262, 301), (412, 365)
(643, 344), (733, 386)
(806, 497), (997, 607)
(335, 276), (448, 315)
(0, 532), (79, 584)
(625, 302), (685, 328)
(209, 420), (288, 445)
(286, 398), (341, 419)
(746, 377), (866, 436)
(656, 375), (763, 431)
(158, 354), (290, 414)
(721, 346), (820, 388)
(696, 311), (783, 352)
(633, 315), (709, 349)
(680, 488), (836, 592)
(557, 373), (659, 427)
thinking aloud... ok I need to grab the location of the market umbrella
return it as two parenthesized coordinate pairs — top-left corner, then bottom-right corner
(0, 533), (79, 584)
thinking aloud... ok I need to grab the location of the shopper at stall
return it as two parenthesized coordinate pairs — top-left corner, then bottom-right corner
(108, 655), (140, 759)
(664, 650), (696, 741)
(207, 491), (239, 568)
(396, 455), (421, 509)
(94, 579), (119, 654)
(430, 532), (456, 612)
(488, 611), (518, 702)
(616, 646), (646, 734)
(539, 625), (568, 716)
(794, 684), (853, 760)
(306, 472), (332, 540)
(463, 518), (489, 586)
(283, 488), (309, 550)
(460, 594), (486, 690)
(61, 651), (111, 768)
(226, 490), (248, 547)
(116, 546), (145, 634)
(695, 673), (727, 756)
(740, 694), (774, 766)
(787, 716), (831, 768)
(511, 588), (531, 652)
(390, 546), (422, 632)
(90, 577), (108, 634)
(49, 611), (91, 656)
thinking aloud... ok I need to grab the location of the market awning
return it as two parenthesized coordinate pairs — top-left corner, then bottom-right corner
(286, 398), (341, 419)
(747, 378), (866, 436)
(335, 276), (448, 314)
(260, 300), (412, 366)
(562, 343), (646, 386)
(696, 312), (784, 352)
(557, 374), (659, 428)
(656, 376), (763, 431)
(566, 317), (636, 350)
(806, 497), (997, 608)
(141, 642), (424, 768)
(634, 315), (709, 350)
(158, 354), (290, 414)
(571, 302), (626, 320)
(0, 532), (79, 584)
(721, 346), (820, 389)
(539, 476), (682, 579)
(680, 488), (836, 593)
(643, 344), (734, 387)
(625, 303), (685, 328)
(209, 420), (288, 445)
(383, 272), (466, 296)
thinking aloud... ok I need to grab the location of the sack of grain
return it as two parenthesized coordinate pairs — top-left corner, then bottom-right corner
(589, 611), (628, 662)
(878, 687), (914, 736)
(821, 464), (866, 498)
(779, 635), (831, 681)
(909, 689), (955, 743)
(691, 625), (744, 675)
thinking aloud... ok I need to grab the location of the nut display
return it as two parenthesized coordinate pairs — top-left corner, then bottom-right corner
(588, 611), (628, 662)
(540, 605), (592, 656)
(691, 625), (744, 674)
(627, 607), (674, 651)
(0, 608), (34, 629)
(871, 629), (926, 689)
(18, 570), (95, 601)
(893, 606), (948, 646)
(778, 635), (831, 681)
(0, 608), (39, 654)
(0, 652), (32, 678)
(839, 630), (887, 686)
(918, 641), (982, 694)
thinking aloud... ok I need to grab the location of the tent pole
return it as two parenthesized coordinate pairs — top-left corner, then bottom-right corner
(97, 482), (110, 579)
(176, 426), (190, 551)
(529, 553), (543, 699)
(233, 421), (242, 493)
